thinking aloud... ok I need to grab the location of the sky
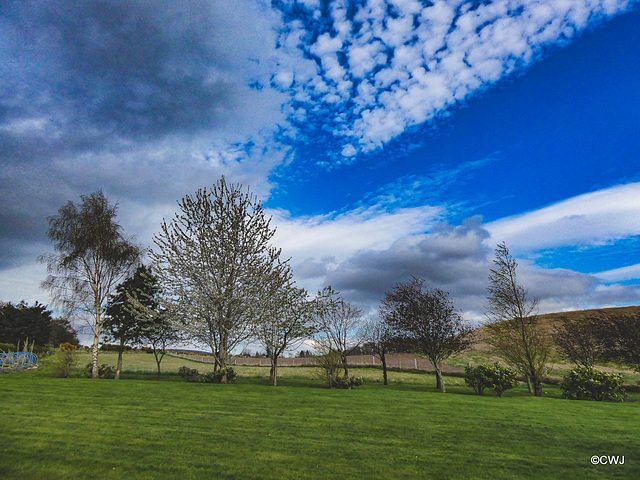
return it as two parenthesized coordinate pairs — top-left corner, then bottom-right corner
(1, 0), (640, 325)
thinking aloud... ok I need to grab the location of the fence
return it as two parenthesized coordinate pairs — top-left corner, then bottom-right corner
(0, 352), (39, 372)
(172, 353), (463, 373)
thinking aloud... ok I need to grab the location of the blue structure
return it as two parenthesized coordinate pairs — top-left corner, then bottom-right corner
(0, 352), (38, 371)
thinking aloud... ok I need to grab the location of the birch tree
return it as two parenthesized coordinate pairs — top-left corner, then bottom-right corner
(484, 242), (551, 397)
(151, 177), (287, 382)
(41, 191), (141, 378)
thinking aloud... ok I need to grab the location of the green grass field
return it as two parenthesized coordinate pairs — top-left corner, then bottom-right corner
(1, 352), (638, 479)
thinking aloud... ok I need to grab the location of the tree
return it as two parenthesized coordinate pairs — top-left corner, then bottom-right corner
(313, 287), (364, 378)
(151, 177), (284, 382)
(123, 268), (178, 379)
(49, 318), (79, 347)
(552, 315), (607, 368)
(253, 264), (317, 386)
(360, 318), (396, 385)
(104, 265), (155, 379)
(141, 315), (179, 380)
(484, 242), (551, 397)
(0, 301), (54, 346)
(41, 191), (141, 378)
(602, 313), (640, 371)
(381, 278), (473, 393)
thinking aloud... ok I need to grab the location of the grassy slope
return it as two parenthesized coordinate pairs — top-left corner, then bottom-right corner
(445, 306), (640, 377)
(1, 353), (639, 479)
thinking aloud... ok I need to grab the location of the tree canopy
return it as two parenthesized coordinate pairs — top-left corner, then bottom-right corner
(41, 191), (141, 378)
(151, 177), (288, 381)
(381, 277), (473, 393)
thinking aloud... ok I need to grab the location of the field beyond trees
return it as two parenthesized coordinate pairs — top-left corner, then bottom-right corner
(1, 352), (638, 479)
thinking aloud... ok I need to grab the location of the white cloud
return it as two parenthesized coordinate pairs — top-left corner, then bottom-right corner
(595, 263), (640, 283)
(486, 182), (640, 250)
(275, 0), (638, 155)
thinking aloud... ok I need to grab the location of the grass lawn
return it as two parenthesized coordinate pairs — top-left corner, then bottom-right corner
(1, 352), (638, 479)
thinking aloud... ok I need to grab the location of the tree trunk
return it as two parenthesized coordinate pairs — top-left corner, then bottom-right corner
(381, 354), (388, 386)
(270, 357), (278, 386)
(153, 350), (163, 379)
(526, 376), (533, 393)
(115, 347), (123, 380)
(533, 379), (543, 397)
(91, 341), (99, 379)
(434, 362), (446, 393)
(92, 307), (101, 379)
(342, 354), (349, 378)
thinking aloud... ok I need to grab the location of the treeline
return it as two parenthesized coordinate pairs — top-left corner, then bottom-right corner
(36, 179), (640, 398)
(0, 301), (78, 351)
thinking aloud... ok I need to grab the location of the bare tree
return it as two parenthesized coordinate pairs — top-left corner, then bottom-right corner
(253, 265), (317, 386)
(381, 278), (473, 393)
(360, 318), (396, 385)
(151, 177), (287, 382)
(41, 191), (141, 378)
(552, 315), (607, 368)
(602, 313), (640, 371)
(313, 287), (363, 377)
(484, 242), (551, 397)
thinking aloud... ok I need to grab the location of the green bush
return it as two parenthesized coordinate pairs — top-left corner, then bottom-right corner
(178, 366), (201, 382)
(561, 367), (626, 402)
(330, 375), (364, 389)
(51, 344), (78, 378)
(465, 365), (490, 395)
(83, 363), (116, 379)
(465, 363), (518, 397)
(178, 366), (237, 384)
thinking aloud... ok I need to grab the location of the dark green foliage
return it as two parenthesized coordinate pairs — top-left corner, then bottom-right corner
(178, 366), (237, 384)
(0, 301), (58, 346)
(465, 365), (489, 395)
(104, 265), (156, 349)
(178, 366), (202, 383)
(48, 317), (79, 346)
(83, 363), (115, 379)
(202, 367), (237, 384)
(465, 363), (518, 397)
(329, 375), (364, 389)
(561, 367), (626, 402)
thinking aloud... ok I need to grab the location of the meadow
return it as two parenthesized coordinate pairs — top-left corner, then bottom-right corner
(1, 352), (638, 479)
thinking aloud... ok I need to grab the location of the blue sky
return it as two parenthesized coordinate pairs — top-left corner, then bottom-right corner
(1, 0), (639, 321)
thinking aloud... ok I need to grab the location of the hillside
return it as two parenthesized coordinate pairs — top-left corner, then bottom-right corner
(472, 305), (640, 353)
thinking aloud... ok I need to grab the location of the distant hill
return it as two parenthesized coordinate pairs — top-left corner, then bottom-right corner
(473, 305), (640, 352)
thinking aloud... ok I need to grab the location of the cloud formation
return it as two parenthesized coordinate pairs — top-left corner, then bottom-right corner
(0, 0), (288, 268)
(274, 183), (640, 320)
(275, 0), (638, 155)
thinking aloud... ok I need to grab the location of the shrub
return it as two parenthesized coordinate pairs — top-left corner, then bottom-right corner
(330, 375), (364, 389)
(51, 344), (78, 378)
(83, 363), (116, 379)
(178, 366), (237, 384)
(465, 365), (490, 395)
(315, 349), (344, 386)
(465, 363), (518, 397)
(561, 367), (626, 402)
(178, 366), (201, 382)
